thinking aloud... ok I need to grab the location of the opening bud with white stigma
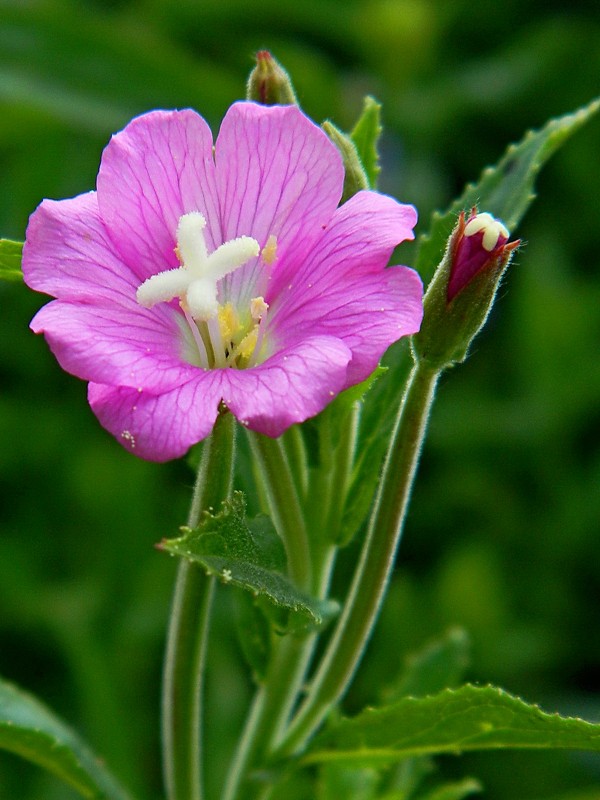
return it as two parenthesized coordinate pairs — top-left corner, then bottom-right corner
(413, 207), (519, 369)
(464, 212), (509, 252)
(446, 209), (511, 302)
(136, 212), (260, 321)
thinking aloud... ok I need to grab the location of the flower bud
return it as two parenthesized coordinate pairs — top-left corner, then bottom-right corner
(412, 209), (519, 368)
(447, 210), (510, 301)
(246, 50), (298, 106)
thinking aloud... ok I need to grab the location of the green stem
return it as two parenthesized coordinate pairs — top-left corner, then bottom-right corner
(162, 411), (236, 800)
(246, 432), (311, 591)
(324, 402), (359, 543)
(223, 429), (327, 800)
(222, 544), (337, 800)
(281, 424), (309, 500)
(274, 360), (440, 757)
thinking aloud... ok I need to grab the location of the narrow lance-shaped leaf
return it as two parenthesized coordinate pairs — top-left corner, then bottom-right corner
(415, 97), (600, 280)
(305, 684), (600, 766)
(350, 96), (382, 188)
(0, 677), (132, 800)
(0, 238), (23, 282)
(160, 492), (330, 628)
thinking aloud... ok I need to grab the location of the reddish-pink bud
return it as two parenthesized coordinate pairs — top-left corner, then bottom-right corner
(447, 209), (514, 301)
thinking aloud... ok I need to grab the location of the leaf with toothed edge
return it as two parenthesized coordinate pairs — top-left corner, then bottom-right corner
(304, 684), (600, 767)
(160, 492), (332, 629)
(415, 97), (600, 281)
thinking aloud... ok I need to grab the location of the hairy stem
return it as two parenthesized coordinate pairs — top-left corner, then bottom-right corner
(162, 411), (236, 800)
(274, 360), (440, 757)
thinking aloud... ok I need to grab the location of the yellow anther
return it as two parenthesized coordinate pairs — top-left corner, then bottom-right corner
(250, 296), (269, 321)
(261, 235), (278, 265)
(237, 326), (259, 360)
(218, 302), (239, 342)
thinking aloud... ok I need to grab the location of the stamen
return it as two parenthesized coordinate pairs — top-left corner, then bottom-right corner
(181, 304), (209, 369)
(250, 296), (269, 321)
(207, 316), (227, 368)
(247, 298), (269, 368)
(261, 234), (278, 265)
(218, 303), (239, 343)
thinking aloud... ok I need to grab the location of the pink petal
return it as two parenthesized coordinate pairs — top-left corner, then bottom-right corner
(23, 192), (139, 306)
(31, 300), (194, 393)
(97, 110), (221, 283)
(88, 373), (224, 462)
(215, 102), (344, 305)
(268, 190), (422, 384)
(268, 190), (417, 303)
(222, 335), (352, 437)
(289, 266), (423, 386)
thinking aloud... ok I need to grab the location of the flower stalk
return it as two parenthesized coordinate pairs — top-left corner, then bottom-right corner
(273, 358), (440, 758)
(162, 410), (236, 800)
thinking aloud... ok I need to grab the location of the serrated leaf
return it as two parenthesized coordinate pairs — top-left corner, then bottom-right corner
(351, 96), (383, 188)
(0, 238), (23, 282)
(415, 98), (600, 280)
(387, 628), (470, 701)
(161, 493), (326, 627)
(305, 685), (600, 766)
(0, 678), (131, 799)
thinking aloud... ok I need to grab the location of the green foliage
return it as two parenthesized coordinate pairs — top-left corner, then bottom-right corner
(415, 97), (600, 281)
(0, 239), (23, 282)
(160, 492), (328, 628)
(317, 762), (380, 800)
(323, 119), (369, 203)
(415, 777), (482, 800)
(1, 1), (599, 798)
(388, 628), (470, 701)
(307, 685), (600, 766)
(0, 678), (131, 800)
(350, 96), (382, 189)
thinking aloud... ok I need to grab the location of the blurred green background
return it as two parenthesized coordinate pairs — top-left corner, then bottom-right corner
(1, 0), (599, 798)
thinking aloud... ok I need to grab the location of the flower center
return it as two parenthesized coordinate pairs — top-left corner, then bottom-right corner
(136, 212), (268, 369)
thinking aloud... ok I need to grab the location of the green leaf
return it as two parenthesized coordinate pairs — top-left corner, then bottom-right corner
(160, 492), (327, 627)
(323, 119), (369, 203)
(318, 763), (380, 800)
(0, 238), (23, 282)
(305, 685), (600, 766)
(0, 677), (132, 799)
(415, 777), (482, 800)
(232, 586), (271, 682)
(415, 97), (600, 280)
(350, 96), (383, 188)
(387, 628), (470, 701)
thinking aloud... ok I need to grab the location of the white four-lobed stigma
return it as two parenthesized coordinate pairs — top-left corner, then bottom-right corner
(464, 212), (509, 252)
(136, 212), (260, 320)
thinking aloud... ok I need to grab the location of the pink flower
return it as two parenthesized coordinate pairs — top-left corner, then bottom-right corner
(23, 102), (422, 461)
